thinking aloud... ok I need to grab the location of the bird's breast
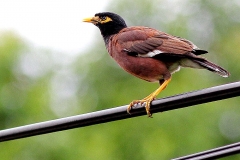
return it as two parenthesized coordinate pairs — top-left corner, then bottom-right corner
(108, 47), (170, 82)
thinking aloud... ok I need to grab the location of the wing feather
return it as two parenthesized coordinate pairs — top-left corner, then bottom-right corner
(115, 27), (202, 57)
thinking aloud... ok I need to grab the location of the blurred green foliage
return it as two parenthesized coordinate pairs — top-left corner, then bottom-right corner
(1, 0), (240, 159)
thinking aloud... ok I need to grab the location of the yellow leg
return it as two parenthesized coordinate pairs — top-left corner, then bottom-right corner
(127, 78), (171, 117)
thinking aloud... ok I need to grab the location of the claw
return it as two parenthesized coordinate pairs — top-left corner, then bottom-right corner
(126, 78), (171, 117)
(127, 98), (154, 117)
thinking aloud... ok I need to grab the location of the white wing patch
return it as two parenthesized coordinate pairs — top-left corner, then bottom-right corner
(138, 50), (163, 57)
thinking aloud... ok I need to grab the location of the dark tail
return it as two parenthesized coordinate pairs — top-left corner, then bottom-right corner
(192, 58), (230, 77)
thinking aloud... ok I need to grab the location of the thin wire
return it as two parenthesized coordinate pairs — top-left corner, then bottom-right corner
(172, 142), (240, 160)
(0, 81), (240, 143)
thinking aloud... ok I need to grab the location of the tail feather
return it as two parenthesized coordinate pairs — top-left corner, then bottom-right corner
(192, 58), (230, 77)
(153, 52), (230, 77)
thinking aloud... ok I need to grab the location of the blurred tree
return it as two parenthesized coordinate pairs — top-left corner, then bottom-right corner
(1, 0), (240, 160)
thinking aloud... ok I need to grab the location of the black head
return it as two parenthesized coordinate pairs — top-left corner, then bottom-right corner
(83, 12), (127, 41)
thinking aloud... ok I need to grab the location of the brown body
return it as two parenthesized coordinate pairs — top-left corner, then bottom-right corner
(107, 26), (222, 83)
(108, 41), (169, 82)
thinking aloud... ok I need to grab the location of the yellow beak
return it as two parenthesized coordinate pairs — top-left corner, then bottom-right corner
(83, 17), (94, 23)
(83, 16), (100, 24)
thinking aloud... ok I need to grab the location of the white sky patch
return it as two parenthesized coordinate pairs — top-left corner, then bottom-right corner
(0, 0), (110, 56)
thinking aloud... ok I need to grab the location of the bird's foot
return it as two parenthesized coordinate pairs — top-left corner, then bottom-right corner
(127, 78), (171, 117)
(127, 96), (155, 117)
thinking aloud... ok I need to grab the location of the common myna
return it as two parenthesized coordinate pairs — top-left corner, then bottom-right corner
(83, 12), (230, 117)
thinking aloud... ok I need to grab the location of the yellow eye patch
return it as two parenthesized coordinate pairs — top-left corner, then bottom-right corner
(100, 16), (112, 24)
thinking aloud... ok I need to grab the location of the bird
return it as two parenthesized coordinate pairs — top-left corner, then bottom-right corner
(83, 12), (230, 117)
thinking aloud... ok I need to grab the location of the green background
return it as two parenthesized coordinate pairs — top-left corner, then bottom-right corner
(1, 0), (240, 159)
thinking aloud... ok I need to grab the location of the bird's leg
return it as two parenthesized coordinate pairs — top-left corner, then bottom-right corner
(127, 78), (171, 117)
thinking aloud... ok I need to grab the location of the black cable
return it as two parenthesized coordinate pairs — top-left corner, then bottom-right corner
(172, 142), (240, 160)
(0, 81), (240, 142)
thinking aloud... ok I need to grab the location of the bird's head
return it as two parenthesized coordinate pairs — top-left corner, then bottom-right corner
(83, 12), (127, 39)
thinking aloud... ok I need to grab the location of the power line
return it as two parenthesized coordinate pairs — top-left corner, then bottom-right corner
(0, 81), (240, 142)
(173, 142), (240, 160)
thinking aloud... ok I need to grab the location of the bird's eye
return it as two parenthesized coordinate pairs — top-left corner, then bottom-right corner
(101, 16), (107, 21)
(99, 16), (112, 23)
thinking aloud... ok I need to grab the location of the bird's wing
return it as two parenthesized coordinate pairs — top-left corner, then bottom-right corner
(117, 27), (207, 57)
